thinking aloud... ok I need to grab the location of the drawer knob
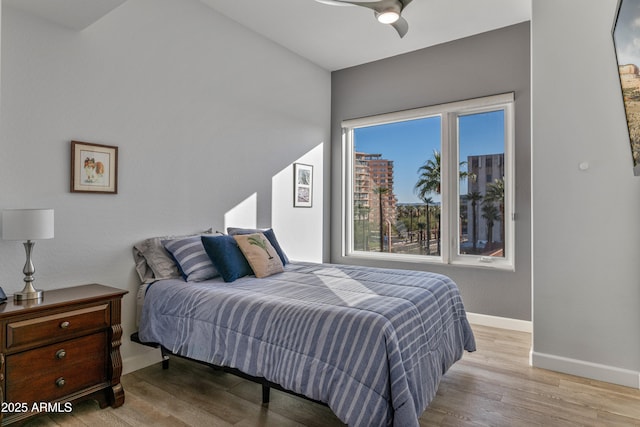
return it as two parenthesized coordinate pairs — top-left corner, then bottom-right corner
(55, 377), (65, 388)
(59, 321), (70, 329)
(55, 349), (66, 359)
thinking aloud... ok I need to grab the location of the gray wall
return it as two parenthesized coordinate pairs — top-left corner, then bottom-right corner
(532, 0), (640, 386)
(331, 22), (532, 321)
(0, 0), (331, 372)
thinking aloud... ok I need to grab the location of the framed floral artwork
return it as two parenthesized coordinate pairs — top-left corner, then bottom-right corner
(71, 141), (118, 194)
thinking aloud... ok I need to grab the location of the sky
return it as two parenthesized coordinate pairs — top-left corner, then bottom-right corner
(354, 111), (505, 204)
(614, 0), (640, 67)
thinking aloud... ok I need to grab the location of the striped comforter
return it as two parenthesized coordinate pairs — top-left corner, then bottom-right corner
(138, 262), (476, 426)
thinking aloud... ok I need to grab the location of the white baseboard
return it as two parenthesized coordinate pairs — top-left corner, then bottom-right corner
(466, 312), (532, 333)
(467, 314), (640, 389)
(531, 351), (640, 389)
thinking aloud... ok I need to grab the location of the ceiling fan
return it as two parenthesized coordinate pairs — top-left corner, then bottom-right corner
(315, 0), (413, 38)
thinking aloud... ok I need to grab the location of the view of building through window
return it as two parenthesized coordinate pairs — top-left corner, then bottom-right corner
(458, 111), (506, 257)
(351, 109), (506, 259)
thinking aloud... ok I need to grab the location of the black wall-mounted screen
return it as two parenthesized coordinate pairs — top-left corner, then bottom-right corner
(613, 0), (640, 176)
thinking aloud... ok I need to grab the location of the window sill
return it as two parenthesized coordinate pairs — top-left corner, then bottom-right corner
(345, 251), (514, 272)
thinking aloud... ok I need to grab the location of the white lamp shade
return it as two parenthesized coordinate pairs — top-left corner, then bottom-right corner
(2, 209), (54, 241)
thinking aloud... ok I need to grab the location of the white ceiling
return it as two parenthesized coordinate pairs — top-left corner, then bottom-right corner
(3, 0), (127, 31)
(199, 0), (531, 71)
(3, 0), (531, 71)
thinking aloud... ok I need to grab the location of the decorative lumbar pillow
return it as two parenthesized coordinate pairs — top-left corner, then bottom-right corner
(233, 233), (284, 278)
(162, 236), (219, 282)
(201, 235), (254, 282)
(226, 227), (289, 265)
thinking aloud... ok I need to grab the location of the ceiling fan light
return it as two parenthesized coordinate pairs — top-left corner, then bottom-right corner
(377, 11), (400, 24)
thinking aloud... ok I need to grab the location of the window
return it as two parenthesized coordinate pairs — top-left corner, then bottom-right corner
(343, 93), (514, 269)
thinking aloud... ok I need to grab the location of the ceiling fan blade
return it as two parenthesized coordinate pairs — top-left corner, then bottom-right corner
(314, 0), (354, 6)
(353, 1), (398, 13)
(315, 0), (383, 7)
(391, 15), (409, 38)
(316, 0), (409, 38)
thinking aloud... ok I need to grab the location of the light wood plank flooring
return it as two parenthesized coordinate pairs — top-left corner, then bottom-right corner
(22, 325), (640, 426)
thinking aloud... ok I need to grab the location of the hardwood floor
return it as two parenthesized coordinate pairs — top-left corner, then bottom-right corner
(22, 325), (640, 426)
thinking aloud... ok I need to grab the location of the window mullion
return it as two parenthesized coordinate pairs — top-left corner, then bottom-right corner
(343, 127), (353, 257)
(440, 113), (453, 264)
(504, 103), (515, 265)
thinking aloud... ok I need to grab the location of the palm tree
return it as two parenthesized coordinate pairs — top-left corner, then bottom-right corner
(481, 203), (500, 249)
(422, 196), (434, 254)
(416, 221), (426, 253)
(374, 186), (389, 252)
(415, 149), (471, 198)
(485, 178), (505, 252)
(408, 206), (416, 242)
(468, 191), (483, 252)
(414, 150), (470, 255)
(415, 150), (442, 198)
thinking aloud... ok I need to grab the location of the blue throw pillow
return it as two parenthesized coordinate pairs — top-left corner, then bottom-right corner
(201, 235), (253, 282)
(162, 236), (219, 282)
(226, 227), (289, 265)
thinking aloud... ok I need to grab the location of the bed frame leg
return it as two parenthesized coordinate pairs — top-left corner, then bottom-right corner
(161, 347), (170, 370)
(262, 384), (270, 404)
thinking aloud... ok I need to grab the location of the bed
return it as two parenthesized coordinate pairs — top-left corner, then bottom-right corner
(133, 230), (476, 427)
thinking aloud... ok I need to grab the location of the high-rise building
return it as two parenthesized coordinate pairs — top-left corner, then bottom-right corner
(466, 153), (504, 249)
(354, 153), (397, 225)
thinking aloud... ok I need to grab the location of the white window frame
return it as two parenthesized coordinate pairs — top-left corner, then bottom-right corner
(342, 92), (515, 270)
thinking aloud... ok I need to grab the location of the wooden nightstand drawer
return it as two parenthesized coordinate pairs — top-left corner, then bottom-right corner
(6, 333), (107, 404)
(6, 304), (109, 351)
(0, 284), (127, 426)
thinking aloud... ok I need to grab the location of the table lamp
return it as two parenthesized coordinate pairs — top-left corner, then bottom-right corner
(2, 209), (54, 301)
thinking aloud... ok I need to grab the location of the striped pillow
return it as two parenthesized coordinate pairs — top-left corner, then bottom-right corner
(163, 236), (219, 282)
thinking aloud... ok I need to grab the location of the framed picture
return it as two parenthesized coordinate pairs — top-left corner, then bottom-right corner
(613, 0), (640, 175)
(71, 141), (118, 194)
(293, 163), (313, 207)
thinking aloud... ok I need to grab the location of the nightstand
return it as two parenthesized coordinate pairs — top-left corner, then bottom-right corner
(0, 284), (127, 426)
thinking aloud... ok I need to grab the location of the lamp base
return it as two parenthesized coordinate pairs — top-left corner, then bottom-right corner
(15, 241), (44, 302)
(14, 288), (43, 302)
